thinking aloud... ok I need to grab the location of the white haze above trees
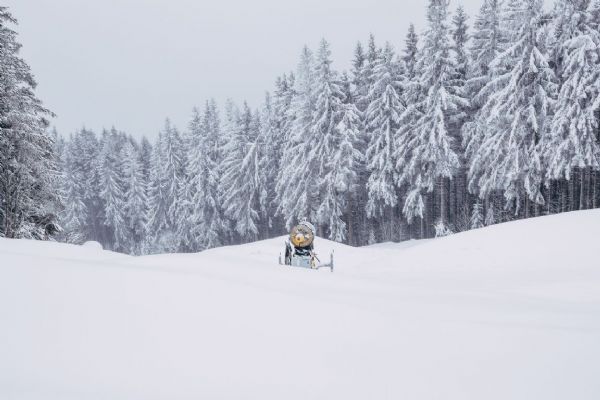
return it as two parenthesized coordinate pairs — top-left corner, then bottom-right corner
(1, 0), (600, 255)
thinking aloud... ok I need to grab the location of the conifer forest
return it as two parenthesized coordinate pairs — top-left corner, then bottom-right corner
(1, 0), (600, 255)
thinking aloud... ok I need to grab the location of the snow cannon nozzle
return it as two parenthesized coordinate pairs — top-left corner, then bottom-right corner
(289, 222), (315, 248)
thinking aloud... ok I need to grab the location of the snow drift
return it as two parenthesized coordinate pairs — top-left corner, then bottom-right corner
(1, 210), (599, 400)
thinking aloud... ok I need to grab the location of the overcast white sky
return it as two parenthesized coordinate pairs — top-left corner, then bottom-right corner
(6, 0), (549, 139)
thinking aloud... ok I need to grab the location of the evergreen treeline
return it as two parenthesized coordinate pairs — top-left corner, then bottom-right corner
(3, 1), (600, 255)
(0, 8), (59, 240)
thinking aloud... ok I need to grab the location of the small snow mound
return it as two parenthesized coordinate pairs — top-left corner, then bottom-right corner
(82, 241), (103, 250)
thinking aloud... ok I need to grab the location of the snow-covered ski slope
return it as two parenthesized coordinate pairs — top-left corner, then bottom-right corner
(1, 210), (599, 400)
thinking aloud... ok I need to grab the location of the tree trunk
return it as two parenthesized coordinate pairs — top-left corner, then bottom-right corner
(424, 193), (431, 238)
(559, 180), (565, 213)
(580, 168), (586, 210)
(569, 175), (575, 211)
(546, 181), (551, 215)
(388, 205), (395, 242)
(586, 167), (592, 209)
(593, 171), (598, 209)
(440, 177), (447, 226)
(346, 206), (353, 246)
(449, 177), (456, 229)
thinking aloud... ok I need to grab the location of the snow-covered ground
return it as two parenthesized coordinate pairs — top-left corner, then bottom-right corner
(1, 210), (599, 400)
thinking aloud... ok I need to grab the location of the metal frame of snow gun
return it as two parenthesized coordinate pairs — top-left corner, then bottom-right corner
(314, 250), (333, 272)
(279, 244), (334, 272)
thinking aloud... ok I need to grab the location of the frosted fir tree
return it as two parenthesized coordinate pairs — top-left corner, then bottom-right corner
(356, 35), (380, 122)
(274, 73), (296, 141)
(463, 0), (506, 161)
(204, 99), (222, 167)
(146, 119), (185, 253)
(175, 121), (196, 252)
(503, 0), (529, 42)
(139, 137), (153, 184)
(452, 6), (470, 81)
(351, 41), (368, 110)
(271, 74), (296, 176)
(97, 129), (127, 251)
(545, 0), (600, 187)
(434, 219), (454, 237)
(590, 0), (600, 31)
(258, 92), (282, 235)
(276, 45), (319, 228)
(319, 103), (362, 242)
(365, 34), (380, 85)
(468, 0), (557, 214)
(121, 141), (148, 255)
(355, 35), (380, 150)
(449, 4), (471, 224)
(0, 7), (59, 239)
(364, 42), (404, 219)
(468, 0), (505, 87)
(68, 129), (104, 242)
(221, 103), (264, 241)
(347, 41), (372, 245)
(396, 0), (466, 227)
(187, 106), (225, 250)
(163, 122), (186, 239)
(58, 139), (88, 243)
(311, 39), (361, 241)
(403, 24), (419, 80)
(269, 75), (296, 234)
(470, 202), (484, 229)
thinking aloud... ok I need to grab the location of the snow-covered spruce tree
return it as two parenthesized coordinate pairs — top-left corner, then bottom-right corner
(462, 0), (506, 222)
(467, 0), (505, 91)
(258, 92), (282, 237)
(364, 42), (404, 241)
(175, 118), (196, 252)
(276, 45), (319, 229)
(185, 106), (225, 250)
(351, 41), (368, 111)
(139, 137), (153, 184)
(544, 0), (600, 210)
(97, 129), (127, 252)
(146, 119), (185, 253)
(121, 141), (148, 255)
(403, 24), (419, 80)
(310, 39), (362, 241)
(434, 220), (453, 237)
(262, 78), (295, 237)
(346, 41), (370, 245)
(57, 135), (87, 243)
(221, 103), (265, 242)
(72, 129), (105, 242)
(356, 34), (380, 114)
(340, 70), (366, 244)
(396, 0), (466, 235)
(449, 4), (471, 231)
(467, 0), (557, 217)
(355, 34), (381, 196)
(590, 0), (600, 31)
(452, 6), (470, 81)
(0, 8), (60, 239)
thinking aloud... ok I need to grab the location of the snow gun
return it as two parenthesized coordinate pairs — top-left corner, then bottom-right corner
(279, 221), (334, 272)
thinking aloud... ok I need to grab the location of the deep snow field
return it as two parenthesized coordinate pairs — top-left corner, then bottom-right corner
(1, 210), (600, 400)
